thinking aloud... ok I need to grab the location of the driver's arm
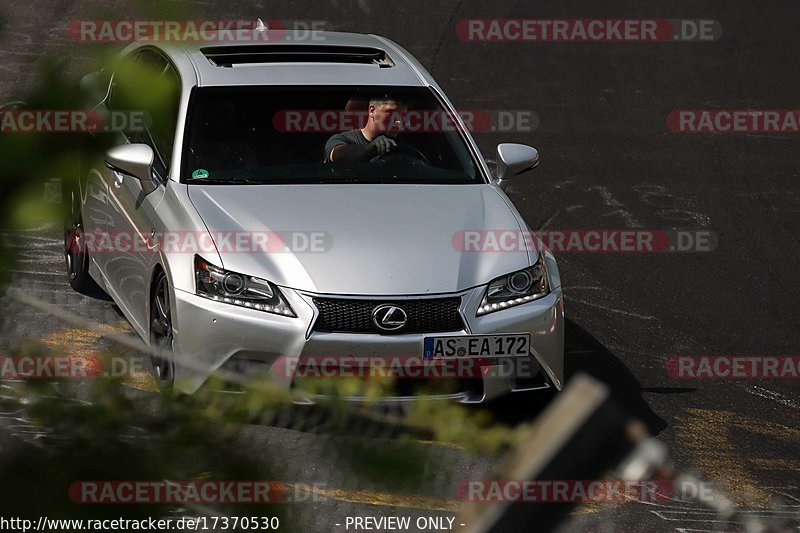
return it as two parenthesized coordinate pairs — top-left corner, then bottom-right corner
(329, 135), (397, 163)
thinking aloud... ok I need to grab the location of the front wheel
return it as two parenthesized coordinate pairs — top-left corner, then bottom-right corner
(150, 271), (176, 390)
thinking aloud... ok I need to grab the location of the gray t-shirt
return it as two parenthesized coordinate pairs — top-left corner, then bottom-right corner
(323, 129), (369, 162)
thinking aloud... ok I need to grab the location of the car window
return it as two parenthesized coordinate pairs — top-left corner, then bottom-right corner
(107, 57), (136, 113)
(183, 86), (484, 185)
(137, 49), (169, 74)
(148, 64), (180, 171)
(108, 49), (181, 179)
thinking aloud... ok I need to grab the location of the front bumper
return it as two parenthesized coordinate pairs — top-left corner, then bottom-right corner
(169, 285), (564, 403)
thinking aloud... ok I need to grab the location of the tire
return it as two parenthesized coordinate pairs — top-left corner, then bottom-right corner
(150, 270), (176, 391)
(64, 186), (100, 293)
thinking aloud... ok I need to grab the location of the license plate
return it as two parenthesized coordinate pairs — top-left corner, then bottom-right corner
(423, 334), (531, 360)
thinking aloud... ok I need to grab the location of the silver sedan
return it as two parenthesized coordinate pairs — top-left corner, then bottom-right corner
(66, 30), (564, 403)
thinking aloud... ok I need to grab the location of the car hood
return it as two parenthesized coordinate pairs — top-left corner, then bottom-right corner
(188, 184), (532, 295)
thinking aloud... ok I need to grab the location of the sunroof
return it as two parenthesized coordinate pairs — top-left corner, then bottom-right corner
(200, 45), (395, 68)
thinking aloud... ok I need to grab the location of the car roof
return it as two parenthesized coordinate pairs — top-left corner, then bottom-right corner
(132, 30), (432, 88)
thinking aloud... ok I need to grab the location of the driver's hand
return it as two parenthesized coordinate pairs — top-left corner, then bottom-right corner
(371, 135), (397, 156)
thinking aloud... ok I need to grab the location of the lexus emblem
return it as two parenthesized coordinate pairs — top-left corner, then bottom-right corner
(372, 304), (408, 332)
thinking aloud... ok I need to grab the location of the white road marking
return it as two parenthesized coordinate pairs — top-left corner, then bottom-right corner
(603, 208), (643, 227)
(771, 487), (800, 503)
(746, 386), (800, 410)
(584, 185), (644, 227)
(567, 296), (656, 320)
(563, 286), (656, 320)
(585, 185), (625, 207)
(538, 211), (559, 230)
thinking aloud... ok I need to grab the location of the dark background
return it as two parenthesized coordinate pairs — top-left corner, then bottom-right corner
(0, 1), (798, 531)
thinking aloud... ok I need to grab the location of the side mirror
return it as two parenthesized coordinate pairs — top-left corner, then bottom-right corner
(106, 144), (154, 182)
(496, 143), (539, 181)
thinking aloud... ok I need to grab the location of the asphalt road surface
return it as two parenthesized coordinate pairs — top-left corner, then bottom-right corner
(1, 1), (799, 531)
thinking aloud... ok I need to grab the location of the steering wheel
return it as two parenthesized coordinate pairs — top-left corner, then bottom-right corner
(374, 144), (430, 165)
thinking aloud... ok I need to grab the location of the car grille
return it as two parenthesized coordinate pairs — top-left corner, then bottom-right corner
(312, 297), (464, 334)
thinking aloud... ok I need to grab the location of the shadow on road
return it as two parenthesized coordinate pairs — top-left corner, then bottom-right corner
(73, 279), (113, 302)
(490, 319), (668, 436)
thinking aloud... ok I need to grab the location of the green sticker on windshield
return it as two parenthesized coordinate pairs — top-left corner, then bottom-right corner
(191, 169), (209, 180)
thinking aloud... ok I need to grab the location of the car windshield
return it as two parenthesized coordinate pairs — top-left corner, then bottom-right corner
(182, 86), (483, 185)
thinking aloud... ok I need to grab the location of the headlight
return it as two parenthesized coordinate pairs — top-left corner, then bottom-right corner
(195, 256), (296, 317)
(476, 256), (550, 316)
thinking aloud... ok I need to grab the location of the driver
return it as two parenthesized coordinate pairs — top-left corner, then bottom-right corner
(324, 97), (406, 163)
